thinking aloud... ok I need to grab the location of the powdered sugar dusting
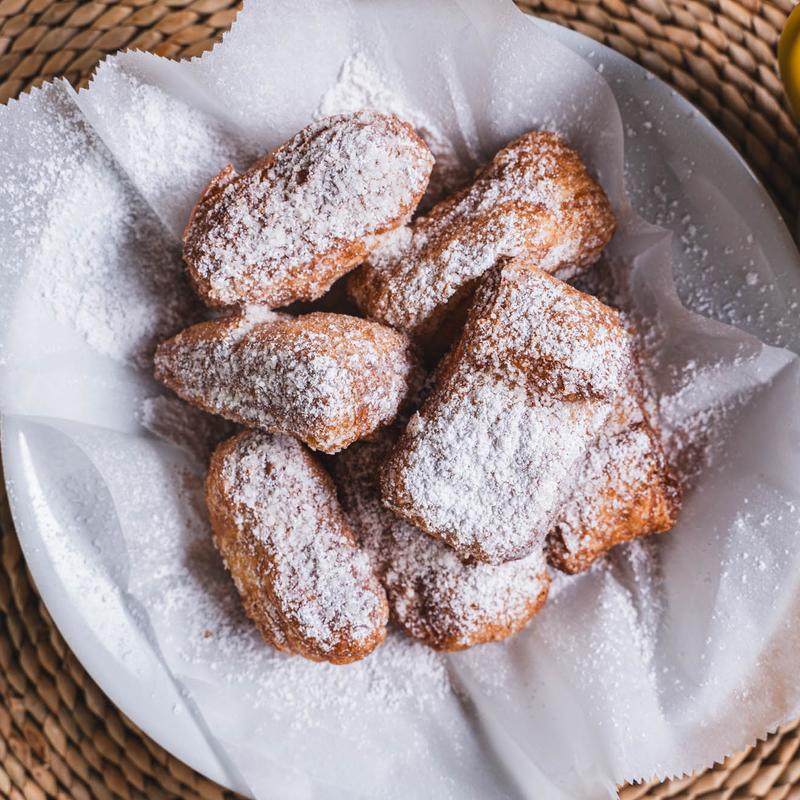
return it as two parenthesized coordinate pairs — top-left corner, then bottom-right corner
(469, 264), (632, 400)
(316, 52), (470, 206)
(3, 84), (200, 366)
(387, 377), (609, 563)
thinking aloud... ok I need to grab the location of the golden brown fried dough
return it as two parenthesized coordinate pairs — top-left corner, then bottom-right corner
(207, 430), (389, 664)
(154, 307), (421, 454)
(348, 130), (615, 350)
(547, 371), (682, 574)
(380, 259), (633, 565)
(184, 111), (433, 308)
(333, 434), (550, 651)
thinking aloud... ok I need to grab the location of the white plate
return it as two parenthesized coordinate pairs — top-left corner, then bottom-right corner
(3, 18), (799, 797)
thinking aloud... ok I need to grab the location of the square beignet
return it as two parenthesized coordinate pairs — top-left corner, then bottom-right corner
(546, 370), (681, 574)
(380, 258), (633, 564)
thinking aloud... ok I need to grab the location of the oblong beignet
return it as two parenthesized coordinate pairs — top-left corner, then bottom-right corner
(154, 307), (421, 454)
(206, 430), (389, 664)
(184, 111), (434, 308)
(333, 435), (550, 651)
(348, 130), (615, 349)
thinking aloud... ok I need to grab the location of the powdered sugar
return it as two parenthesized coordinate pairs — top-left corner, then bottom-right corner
(184, 110), (434, 308)
(387, 376), (609, 564)
(3, 84), (200, 366)
(315, 53), (469, 206)
(2, 5), (798, 796)
(468, 263), (632, 400)
(80, 59), (258, 236)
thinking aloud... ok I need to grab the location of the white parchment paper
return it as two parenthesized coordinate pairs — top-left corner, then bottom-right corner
(2, 1), (800, 798)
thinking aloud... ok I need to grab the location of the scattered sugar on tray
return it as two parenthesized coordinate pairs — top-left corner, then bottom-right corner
(527, 563), (661, 734)
(607, 537), (664, 658)
(23, 120), (200, 366)
(83, 60), (258, 234)
(634, 172), (800, 350)
(657, 364), (758, 489)
(315, 52), (470, 204)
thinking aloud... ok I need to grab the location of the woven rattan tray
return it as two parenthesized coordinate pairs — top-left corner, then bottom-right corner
(1, 1), (799, 798)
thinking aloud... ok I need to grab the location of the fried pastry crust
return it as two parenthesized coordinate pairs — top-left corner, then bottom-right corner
(206, 430), (389, 664)
(184, 111), (433, 308)
(380, 258), (632, 565)
(333, 434), (550, 651)
(348, 130), (615, 349)
(154, 307), (421, 454)
(546, 371), (682, 574)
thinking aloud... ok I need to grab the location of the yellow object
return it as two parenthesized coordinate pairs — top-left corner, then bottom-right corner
(779, 3), (800, 121)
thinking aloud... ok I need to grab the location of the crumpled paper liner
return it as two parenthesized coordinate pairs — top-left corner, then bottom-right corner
(1, 1), (799, 798)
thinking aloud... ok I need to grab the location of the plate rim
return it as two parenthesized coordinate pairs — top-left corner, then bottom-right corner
(4, 18), (800, 797)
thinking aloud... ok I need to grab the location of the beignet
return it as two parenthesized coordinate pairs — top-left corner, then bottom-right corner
(206, 430), (389, 663)
(154, 307), (420, 454)
(184, 111), (433, 308)
(381, 259), (632, 564)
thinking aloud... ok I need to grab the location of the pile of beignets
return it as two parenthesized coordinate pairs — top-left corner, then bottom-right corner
(154, 110), (682, 664)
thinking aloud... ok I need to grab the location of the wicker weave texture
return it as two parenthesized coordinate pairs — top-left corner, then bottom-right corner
(0, 0), (241, 102)
(0, 1), (798, 798)
(521, 0), (800, 215)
